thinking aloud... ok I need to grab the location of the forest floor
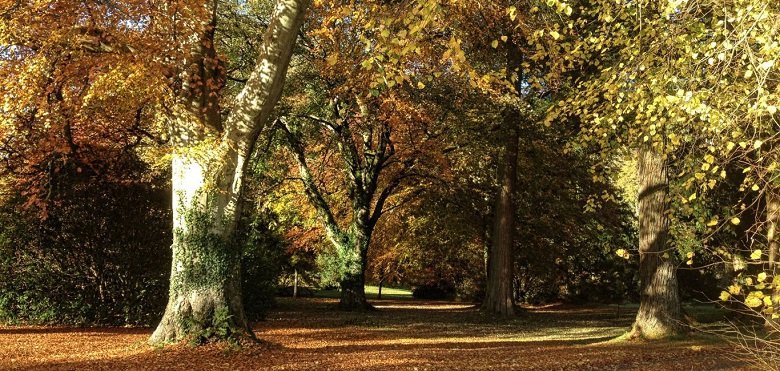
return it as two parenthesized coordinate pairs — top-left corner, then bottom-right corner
(1, 297), (751, 370)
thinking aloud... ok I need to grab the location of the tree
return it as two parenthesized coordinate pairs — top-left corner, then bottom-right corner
(428, 0), (573, 315)
(545, 0), (689, 338)
(271, 0), (448, 310)
(151, 0), (309, 343)
(482, 43), (522, 316)
(0, 0), (310, 343)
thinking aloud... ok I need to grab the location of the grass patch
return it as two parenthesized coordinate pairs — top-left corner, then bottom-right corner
(315, 285), (413, 300)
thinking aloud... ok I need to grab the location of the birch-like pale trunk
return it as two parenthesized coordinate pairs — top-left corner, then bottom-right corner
(150, 0), (309, 344)
(629, 144), (684, 339)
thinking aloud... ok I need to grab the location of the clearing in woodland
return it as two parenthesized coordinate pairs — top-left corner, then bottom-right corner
(2, 297), (747, 370)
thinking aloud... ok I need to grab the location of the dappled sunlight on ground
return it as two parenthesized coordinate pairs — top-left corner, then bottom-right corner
(1, 298), (747, 370)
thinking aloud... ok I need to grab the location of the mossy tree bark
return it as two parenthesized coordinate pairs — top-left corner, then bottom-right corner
(629, 144), (684, 339)
(482, 41), (522, 316)
(150, 0), (309, 344)
(283, 98), (417, 311)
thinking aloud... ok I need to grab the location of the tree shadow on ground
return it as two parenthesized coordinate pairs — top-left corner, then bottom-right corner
(4, 298), (744, 370)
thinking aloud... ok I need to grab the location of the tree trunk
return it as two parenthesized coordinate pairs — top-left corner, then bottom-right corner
(338, 227), (373, 310)
(630, 144), (684, 339)
(150, 148), (252, 344)
(150, 0), (309, 344)
(377, 277), (384, 300)
(293, 268), (298, 299)
(339, 271), (369, 310)
(765, 189), (779, 330)
(482, 107), (519, 316)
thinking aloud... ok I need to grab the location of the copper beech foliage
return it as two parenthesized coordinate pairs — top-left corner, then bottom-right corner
(0, 1), (201, 209)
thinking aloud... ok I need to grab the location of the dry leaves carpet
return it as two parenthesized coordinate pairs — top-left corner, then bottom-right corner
(1, 298), (748, 370)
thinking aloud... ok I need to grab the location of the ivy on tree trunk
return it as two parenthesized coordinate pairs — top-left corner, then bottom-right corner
(150, 0), (310, 345)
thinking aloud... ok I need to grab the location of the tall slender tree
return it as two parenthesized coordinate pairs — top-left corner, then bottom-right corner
(483, 43), (523, 316)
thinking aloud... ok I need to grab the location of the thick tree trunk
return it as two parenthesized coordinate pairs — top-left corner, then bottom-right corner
(150, 0), (309, 345)
(338, 227), (373, 310)
(482, 107), (519, 316)
(339, 271), (369, 310)
(630, 144), (684, 339)
(151, 148), (252, 344)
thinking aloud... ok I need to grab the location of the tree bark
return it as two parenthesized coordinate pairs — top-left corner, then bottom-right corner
(765, 189), (779, 330)
(630, 144), (684, 339)
(482, 42), (522, 316)
(150, 0), (309, 344)
(482, 107), (519, 316)
(337, 226), (373, 310)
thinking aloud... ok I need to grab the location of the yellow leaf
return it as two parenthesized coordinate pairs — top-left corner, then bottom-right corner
(719, 291), (730, 301)
(491, 40), (499, 49)
(550, 31), (561, 40)
(417, 81), (425, 89)
(746, 296), (763, 308)
(758, 272), (768, 282)
(731, 217), (741, 225)
(326, 53), (339, 66)
(751, 249), (762, 260)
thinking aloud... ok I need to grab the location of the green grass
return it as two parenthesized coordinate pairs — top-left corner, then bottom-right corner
(315, 285), (413, 300)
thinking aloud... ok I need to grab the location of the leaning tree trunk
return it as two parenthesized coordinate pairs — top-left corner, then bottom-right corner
(630, 144), (684, 339)
(150, 0), (309, 344)
(482, 107), (519, 316)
